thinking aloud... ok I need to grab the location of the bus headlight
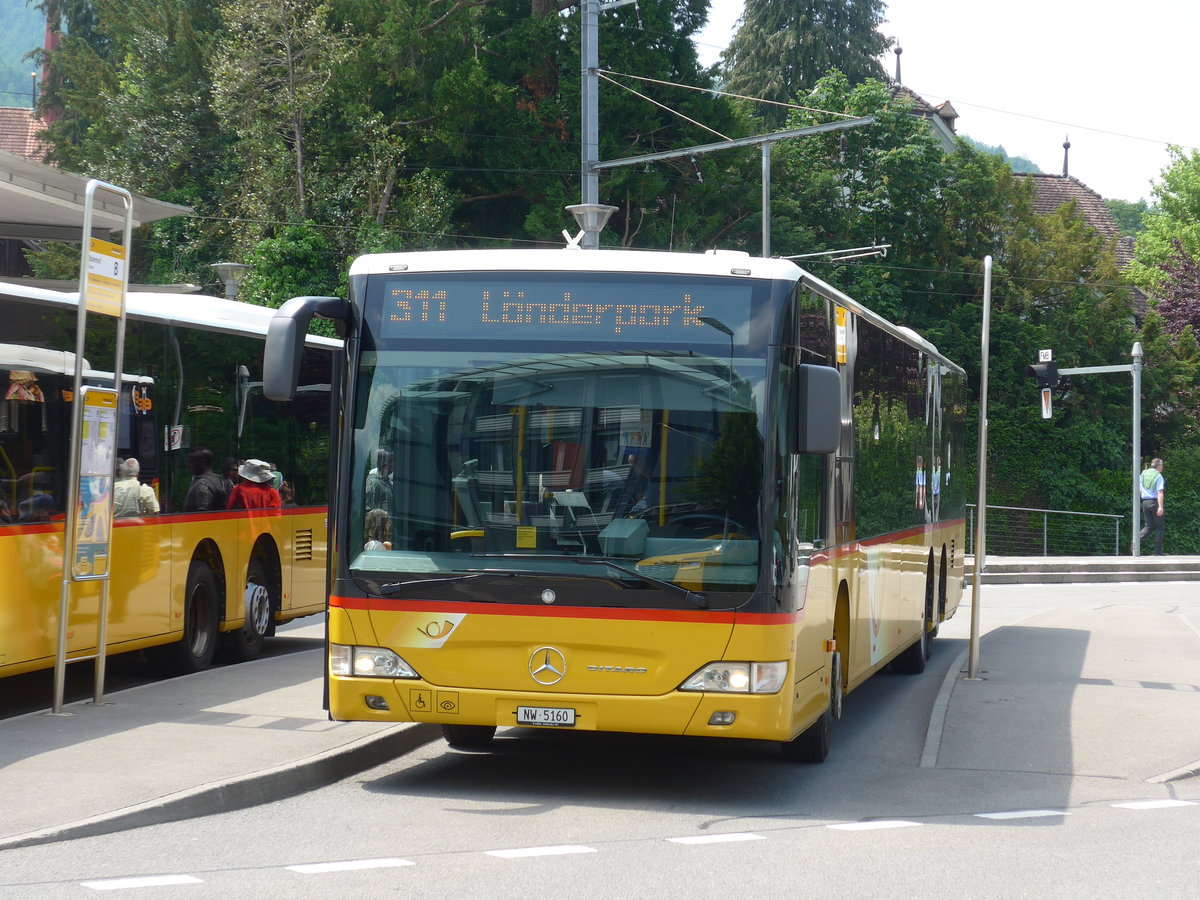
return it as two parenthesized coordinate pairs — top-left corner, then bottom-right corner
(679, 661), (788, 694)
(330, 644), (419, 679)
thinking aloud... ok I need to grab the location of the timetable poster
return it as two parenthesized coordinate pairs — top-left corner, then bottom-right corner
(72, 387), (118, 580)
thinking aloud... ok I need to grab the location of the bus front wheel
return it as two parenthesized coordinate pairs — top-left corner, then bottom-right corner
(442, 724), (496, 750)
(782, 658), (838, 763)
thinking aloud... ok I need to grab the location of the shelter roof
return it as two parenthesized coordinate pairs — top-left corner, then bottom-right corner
(0, 148), (190, 241)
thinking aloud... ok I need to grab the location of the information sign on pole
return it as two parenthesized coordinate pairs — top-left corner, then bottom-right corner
(82, 237), (127, 317)
(71, 386), (118, 580)
(1040, 387), (1053, 419)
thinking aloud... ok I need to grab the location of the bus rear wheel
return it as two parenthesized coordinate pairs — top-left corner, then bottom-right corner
(893, 603), (929, 675)
(155, 562), (219, 674)
(224, 557), (274, 662)
(442, 724), (496, 750)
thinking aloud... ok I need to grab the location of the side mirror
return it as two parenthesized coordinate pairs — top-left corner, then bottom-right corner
(263, 296), (347, 401)
(798, 363), (841, 454)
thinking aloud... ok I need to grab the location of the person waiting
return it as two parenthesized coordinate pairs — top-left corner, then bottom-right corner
(226, 459), (282, 509)
(113, 458), (159, 517)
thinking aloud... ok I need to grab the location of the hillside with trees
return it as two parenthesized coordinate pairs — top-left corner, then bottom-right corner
(0, 4), (44, 109)
(961, 136), (1041, 175)
(23, 0), (1199, 551)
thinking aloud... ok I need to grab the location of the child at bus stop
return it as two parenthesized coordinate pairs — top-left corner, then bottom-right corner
(226, 459), (282, 509)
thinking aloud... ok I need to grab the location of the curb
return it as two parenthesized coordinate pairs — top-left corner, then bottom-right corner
(0, 722), (441, 852)
(919, 645), (969, 768)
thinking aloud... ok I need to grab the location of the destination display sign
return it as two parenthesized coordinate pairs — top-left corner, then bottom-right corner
(375, 276), (755, 344)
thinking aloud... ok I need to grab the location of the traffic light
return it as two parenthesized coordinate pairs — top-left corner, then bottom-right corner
(1027, 361), (1059, 388)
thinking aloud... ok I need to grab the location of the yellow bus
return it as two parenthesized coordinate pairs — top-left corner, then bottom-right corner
(0, 279), (336, 679)
(266, 248), (966, 761)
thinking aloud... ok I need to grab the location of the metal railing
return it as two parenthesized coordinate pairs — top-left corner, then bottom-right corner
(967, 504), (1125, 557)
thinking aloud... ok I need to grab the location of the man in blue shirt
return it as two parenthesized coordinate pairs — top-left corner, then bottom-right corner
(1138, 458), (1165, 555)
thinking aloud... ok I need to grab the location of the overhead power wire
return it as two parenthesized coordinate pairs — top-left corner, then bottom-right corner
(904, 90), (1200, 153)
(599, 69), (861, 120)
(596, 71), (730, 142)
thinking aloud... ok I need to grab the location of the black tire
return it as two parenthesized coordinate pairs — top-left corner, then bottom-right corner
(782, 711), (830, 763)
(155, 561), (219, 674)
(224, 557), (274, 662)
(893, 603), (929, 675)
(442, 724), (496, 750)
(781, 654), (838, 763)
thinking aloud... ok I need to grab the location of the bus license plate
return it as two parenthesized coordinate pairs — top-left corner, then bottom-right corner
(516, 706), (576, 727)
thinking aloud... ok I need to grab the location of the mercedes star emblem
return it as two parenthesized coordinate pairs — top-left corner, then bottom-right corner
(529, 646), (567, 685)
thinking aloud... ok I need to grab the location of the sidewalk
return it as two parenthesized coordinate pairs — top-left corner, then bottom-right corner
(927, 598), (1200, 786)
(0, 644), (439, 851)
(3, 590), (1199, 851)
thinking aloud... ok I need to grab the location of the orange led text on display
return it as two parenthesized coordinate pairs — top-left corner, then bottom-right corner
(388, 288), (708, 334)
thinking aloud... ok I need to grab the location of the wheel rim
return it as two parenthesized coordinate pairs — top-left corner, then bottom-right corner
(244, 581), (271, 637)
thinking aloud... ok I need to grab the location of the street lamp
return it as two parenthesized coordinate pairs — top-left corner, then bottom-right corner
(564, 203), (619, 249)
(210, 262), (250, 300)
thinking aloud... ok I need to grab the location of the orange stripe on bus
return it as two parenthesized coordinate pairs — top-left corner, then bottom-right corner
(330, 595), (803, 625)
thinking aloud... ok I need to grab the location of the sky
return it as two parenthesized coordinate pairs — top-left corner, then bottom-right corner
(694, 0), (1199, 203)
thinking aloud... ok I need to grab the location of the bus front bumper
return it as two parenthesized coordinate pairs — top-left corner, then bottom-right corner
(328, 669), (828, 744)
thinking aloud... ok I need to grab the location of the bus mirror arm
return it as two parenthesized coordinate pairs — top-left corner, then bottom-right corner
(264, 296), (347, 401)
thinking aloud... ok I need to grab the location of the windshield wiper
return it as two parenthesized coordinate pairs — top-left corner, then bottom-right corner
(380, 572), (508, 594)
(478, 554), (709, 609)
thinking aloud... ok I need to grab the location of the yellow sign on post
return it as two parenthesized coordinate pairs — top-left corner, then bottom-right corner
(83, 237), (127, 317)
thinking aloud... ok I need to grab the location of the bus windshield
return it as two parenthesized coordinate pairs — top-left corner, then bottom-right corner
(350, 271), (777, 607)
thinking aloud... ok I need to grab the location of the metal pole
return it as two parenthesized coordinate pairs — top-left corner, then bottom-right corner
(52, 181), (131, 714)
(761, 143), (772, 258)
(53, 249), (93, 716)
(1043, 512), (1048, 556)
(1131, 341), (1143, 556)
(968, 256), (992, 680)
(580, 0), (599, 248)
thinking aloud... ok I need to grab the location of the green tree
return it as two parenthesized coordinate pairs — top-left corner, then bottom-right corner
(722, 0), (888, 128)
(239, 223), (341, 308)
(1130, 147), (1200, 291)
(211, 0), (353, 227)
(1105, 198), (1149, 238)
(766, 72), (1138, 522)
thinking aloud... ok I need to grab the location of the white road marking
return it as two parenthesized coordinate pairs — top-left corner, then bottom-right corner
(668, 832), (764, 844)
(1111, 799), (1197, 810)
(975, 810), (1068, 820)
(82, 875), (202, 890)
(827, 820), (922, 831)
(288, 858), (415, 874)
(486, 845), (597, 859)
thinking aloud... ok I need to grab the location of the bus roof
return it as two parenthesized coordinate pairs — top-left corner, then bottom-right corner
(347, 248), (965, 376)
(0, 279), (340, 350)
(348, 247), (802, 280)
